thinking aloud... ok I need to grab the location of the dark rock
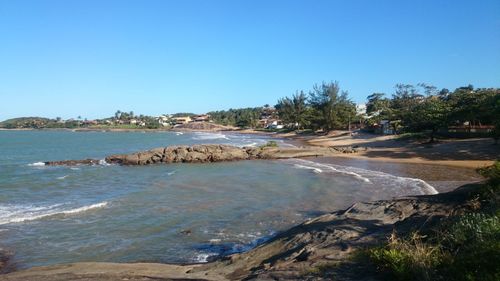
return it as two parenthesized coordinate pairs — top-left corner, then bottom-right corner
(44, 159), (101, 166)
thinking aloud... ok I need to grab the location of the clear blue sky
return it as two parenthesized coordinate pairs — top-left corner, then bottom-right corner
(0, 0), (499, 120)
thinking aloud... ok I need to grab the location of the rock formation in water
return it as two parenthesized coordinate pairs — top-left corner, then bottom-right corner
(1, 183), (479, 281)
(44, 144), (346, 166)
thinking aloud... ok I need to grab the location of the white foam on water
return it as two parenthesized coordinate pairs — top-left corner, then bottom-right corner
(193, 253), (217, 263)
(28, 162), (45, 167)
(291, 159), (371, 183)
(0, 202), (108, 225)
(98, 159), (111, 166)
(59, 202), (108, 215)
(192, 132), (228, 140)
(57, 175), (69, 180)
(175, 132), (184, 135)
(293, 164), (323, 174)
(167, 171), (176, 176)
(287, 159), (438, 195)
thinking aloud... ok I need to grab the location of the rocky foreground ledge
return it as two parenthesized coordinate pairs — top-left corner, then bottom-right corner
(44, 144), (354, 166)
(1, 183), (479, 281)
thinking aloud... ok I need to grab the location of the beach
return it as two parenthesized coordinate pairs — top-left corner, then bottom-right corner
(270, 130), (498, 169)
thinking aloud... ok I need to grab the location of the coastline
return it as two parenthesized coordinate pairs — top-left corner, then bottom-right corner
(0, 129), (495, 280)
(2, 127), (495, 169)
(2, 182), (488, 280)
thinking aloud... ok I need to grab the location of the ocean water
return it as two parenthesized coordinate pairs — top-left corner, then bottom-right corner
(0, 130), (439, 269)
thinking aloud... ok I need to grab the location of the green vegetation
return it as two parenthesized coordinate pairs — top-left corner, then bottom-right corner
(259, 140), (279, 148)
(276, 81), (356, 131)
(363, 84), (499, 141)
(363, 161), (500, 281)
(0, 117), (80, 129)
(2, 83), (498, 137)
(275, 83), (499, 142)
(208, 107), (264, 128)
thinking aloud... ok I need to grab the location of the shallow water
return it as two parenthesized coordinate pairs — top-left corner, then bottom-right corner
(0, 130), (464, 269)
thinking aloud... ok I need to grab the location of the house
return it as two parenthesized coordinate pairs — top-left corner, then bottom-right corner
(172, 116), (192, 125)
(193, 114), (210, 122)
(129, 119), (138, 125)
(157, 115), (170, 127)
(265, 119), (284, 129)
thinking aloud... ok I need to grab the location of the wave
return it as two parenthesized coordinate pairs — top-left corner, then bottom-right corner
(57, 175), (69, 180)
(28, 162), (45, 166)
(294, 164), (322, 174)
(291, 159), (371, 183)
(0, 202), (108, 225)
(192, 132), (229, 140)
(98, 159), (111, 166)
(193, 231), (276, 263)
(287, 159), (438, 195)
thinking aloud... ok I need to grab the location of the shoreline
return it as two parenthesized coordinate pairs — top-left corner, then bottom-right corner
(1, 127), (495, 169)
(2, 182), (488, 280)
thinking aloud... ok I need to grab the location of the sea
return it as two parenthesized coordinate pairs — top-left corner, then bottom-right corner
(0, 130), (477, 270)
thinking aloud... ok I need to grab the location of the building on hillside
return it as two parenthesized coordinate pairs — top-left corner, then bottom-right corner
(129, 119), (138, 125)
(193, 114), (210, 122)
(172, 116), (192, 125)
(157, 115), (170, 127)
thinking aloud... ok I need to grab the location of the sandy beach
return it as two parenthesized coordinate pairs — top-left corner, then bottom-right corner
(274, 130), (499, 169)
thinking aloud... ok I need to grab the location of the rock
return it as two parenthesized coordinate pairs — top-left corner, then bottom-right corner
(44, 144), (338, 166)
(44, 159), (101, 166)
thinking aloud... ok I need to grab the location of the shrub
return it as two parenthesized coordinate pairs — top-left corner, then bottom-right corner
(259, 140), (279, 148)
(369, 232), (445, 281)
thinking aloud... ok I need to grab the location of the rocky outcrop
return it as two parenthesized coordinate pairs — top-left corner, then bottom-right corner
(174, 121), (236, 131)
(105, 145), (335, 165)
(1, 183), (479, 281)
(44, 159), (102, 166)
(44, 144), (338, 166)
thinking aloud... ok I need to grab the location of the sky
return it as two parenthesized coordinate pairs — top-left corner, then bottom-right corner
(0, 0), (499, 120)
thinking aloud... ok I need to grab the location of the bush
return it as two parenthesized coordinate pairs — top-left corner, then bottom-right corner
(368, 212), (500, 281)
(259, 140), (279, 148)
(477, 161), (500, 186)
(369, 232), (445, 281)
(441, 212), (500, 281)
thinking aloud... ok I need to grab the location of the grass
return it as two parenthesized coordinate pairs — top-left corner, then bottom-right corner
(259, 140), (279, 148)
(395, 132), (431, 141)
(364, 161), (500, 281)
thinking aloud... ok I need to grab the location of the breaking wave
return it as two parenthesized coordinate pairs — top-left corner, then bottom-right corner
(28, 162), (45, 167)
(0, 202), (108, 225)
(288, 159), (438, 195)
(192, 132), (229, 140)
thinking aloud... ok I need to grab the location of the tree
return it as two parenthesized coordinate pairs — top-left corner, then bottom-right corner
(407, 95), (449, 142)
(276, 91), (309, 129)
(366, 93), (391, 124)
(309, 81), (355, 131)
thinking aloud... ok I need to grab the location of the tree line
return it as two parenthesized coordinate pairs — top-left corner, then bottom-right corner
(275, 81), (499, 142)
